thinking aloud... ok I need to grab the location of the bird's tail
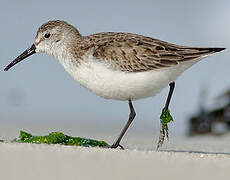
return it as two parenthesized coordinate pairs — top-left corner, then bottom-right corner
(174, 47), (225, 62)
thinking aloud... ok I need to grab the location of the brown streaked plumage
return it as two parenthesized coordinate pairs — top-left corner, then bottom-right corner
(33, 20), (224, 73)
(37, 20), (81, 38)
(71, 31), (224, 72)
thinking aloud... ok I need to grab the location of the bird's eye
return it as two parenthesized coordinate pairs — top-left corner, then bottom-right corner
(44, 33), (51, 38)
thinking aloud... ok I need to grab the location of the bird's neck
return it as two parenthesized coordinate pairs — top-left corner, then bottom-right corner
(53, 36), (88, 71)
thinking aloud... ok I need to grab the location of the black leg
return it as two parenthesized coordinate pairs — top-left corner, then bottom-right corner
(157, 82), (175, 149)
(164, 82), (175, 110)
(110, 100), (136, 149)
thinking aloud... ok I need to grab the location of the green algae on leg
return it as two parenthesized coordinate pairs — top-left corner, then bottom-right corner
(12, 130), (109, 148)
(160, 108), (173, 130)
(157, 108), (174, 150)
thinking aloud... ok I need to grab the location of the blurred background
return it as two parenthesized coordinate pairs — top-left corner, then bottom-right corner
(0, 0), (229, 145)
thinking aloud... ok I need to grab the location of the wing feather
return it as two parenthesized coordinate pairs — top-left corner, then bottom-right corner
(86, 32), (223, 72)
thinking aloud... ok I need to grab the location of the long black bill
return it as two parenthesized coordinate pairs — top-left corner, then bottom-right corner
(4, 44), (36, 71)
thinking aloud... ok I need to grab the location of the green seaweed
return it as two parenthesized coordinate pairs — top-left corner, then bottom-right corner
(160, 108), (173, 130)
(12, 130), (109, 148)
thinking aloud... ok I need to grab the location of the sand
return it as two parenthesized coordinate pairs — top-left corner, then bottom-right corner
(0, 135), (230, 180)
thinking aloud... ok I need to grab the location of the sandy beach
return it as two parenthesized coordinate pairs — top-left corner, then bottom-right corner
(1, 135), (230, 180)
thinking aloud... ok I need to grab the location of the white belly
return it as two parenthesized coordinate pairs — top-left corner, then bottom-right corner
(58, 56), (198, 101)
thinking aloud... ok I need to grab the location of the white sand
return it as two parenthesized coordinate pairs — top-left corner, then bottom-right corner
(0, 135), (230, 180)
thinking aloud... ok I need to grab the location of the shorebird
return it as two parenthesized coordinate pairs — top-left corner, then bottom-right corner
(4, 20), (225, 149)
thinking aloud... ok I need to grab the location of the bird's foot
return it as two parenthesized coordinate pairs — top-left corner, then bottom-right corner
(110, 143), (125, 150)
(157, 108), (173, 150)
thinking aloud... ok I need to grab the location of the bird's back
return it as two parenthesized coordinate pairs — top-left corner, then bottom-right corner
(79, 32), (225, 72)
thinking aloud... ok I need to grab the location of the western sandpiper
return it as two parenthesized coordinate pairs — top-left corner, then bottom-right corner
(4, 20), (225, 149)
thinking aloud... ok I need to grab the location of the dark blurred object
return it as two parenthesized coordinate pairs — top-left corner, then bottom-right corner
(188, 88), (230, 136)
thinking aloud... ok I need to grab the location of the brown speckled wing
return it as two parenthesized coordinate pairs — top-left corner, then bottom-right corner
(89, 32), (222, 72)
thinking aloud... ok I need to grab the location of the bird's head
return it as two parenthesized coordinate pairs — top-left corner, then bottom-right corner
(4, 20), (81, 71)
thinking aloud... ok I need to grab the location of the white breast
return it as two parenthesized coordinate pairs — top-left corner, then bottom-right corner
(58, 55), (199, 101)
